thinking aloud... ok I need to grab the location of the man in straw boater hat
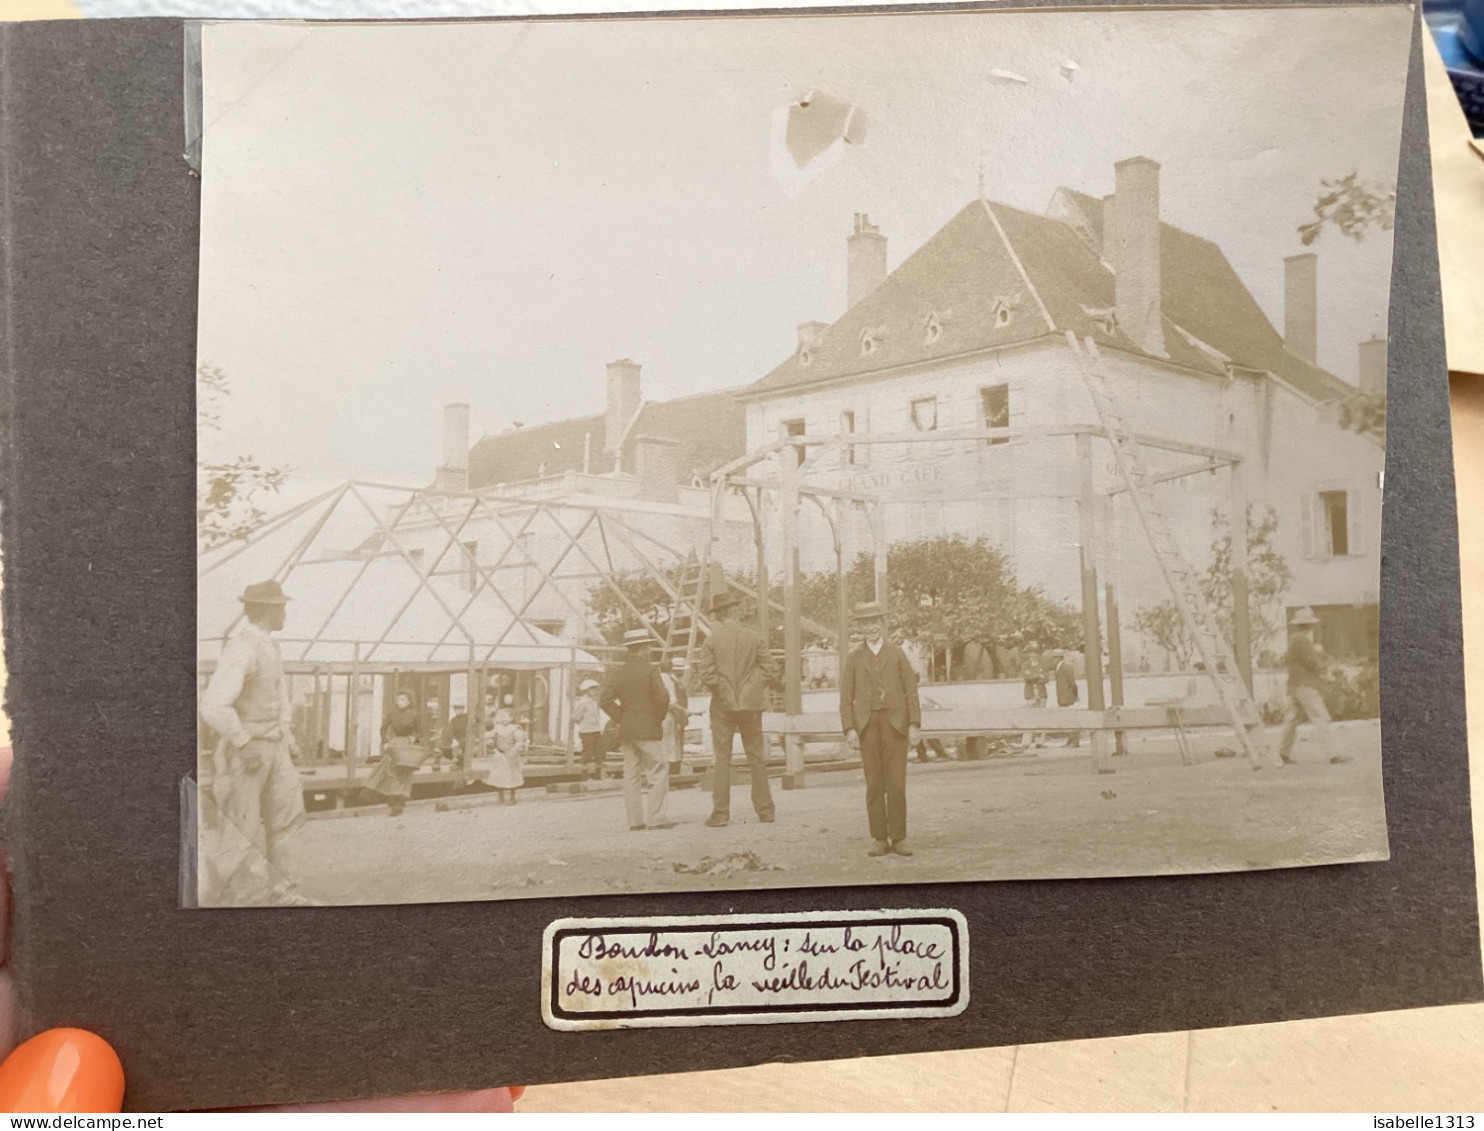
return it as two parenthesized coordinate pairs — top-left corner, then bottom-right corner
(1277, 606), (1351, 766)
(840, 600), (921, 857)
(695, 588), (780, 827)
(600, 628), (675, 830)
(199, 579), (311, 905)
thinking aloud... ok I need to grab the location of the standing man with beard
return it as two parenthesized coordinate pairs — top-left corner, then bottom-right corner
(840, 601), (921, 858)
(199, 579), (311, 905)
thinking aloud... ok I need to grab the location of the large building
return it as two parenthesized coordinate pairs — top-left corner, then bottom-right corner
(423, 155), (1383, 665)
(739, 158), (1383, 662)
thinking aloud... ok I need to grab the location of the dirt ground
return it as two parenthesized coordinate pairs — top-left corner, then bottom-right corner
(298, 721), (1387, 906)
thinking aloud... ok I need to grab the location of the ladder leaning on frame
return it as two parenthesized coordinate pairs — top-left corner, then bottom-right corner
(1066, 333), (1279, 770)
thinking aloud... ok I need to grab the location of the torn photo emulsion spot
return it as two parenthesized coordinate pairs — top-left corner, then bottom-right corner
(192, 6), (1408, 909)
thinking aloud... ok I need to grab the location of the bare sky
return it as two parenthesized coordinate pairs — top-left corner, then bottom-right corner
(198, 5), (1412, 503)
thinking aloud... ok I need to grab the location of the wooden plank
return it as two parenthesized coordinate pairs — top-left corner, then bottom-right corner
(772, 705), (1238, 734)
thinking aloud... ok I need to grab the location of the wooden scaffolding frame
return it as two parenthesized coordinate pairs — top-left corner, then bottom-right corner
(706, 342), (1263, 779)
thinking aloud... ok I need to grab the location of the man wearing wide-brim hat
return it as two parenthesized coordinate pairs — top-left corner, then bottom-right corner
(1277, 606), (1350, 766)
(695, 588), (781, 827)
(600, 629), (675, 830)
(840, 600), (921, 857)
(199, 579), (311, 904)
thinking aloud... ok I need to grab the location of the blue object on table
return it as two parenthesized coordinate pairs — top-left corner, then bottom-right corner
(1461, 0), (1484, 62)
(1426, 0), (1484, 135)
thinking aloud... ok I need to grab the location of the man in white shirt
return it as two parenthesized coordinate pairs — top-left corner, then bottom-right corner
(199, 579), (310, 905)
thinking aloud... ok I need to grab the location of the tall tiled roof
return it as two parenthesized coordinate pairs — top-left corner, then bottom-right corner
(467, 388), (746, 490)
(628, 391), (748, 481)
(744, 191), (1353, 405)
(469, 412), (605, 489)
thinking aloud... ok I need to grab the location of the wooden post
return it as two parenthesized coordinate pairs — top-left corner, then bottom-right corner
(317, 666), (330, 767)
(1076, 432), (1111, 773)
(464, 645), (478, 776)
(304, 669), (318, 767)
(834, 500), (849, 694)
(753, 489), (770, 645)
(316, 666), (329, 767)
(565, 647), (578, 772)
(347, 644), (361, 783)
(1230, 462), (1254, 692)
(780, 448), (805, 787)
(872, 499), (888, 606)
(1105, 582), (1128, 758)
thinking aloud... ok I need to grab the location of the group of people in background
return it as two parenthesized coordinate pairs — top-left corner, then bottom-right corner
(1019, 640), (1084, 749)
(366, 688), (529, 816)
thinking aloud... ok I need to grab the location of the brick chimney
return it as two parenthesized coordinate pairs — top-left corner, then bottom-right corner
(1100, 193), (1118, 258)
(604, 359), (642, 457)
(1109, 157), (1166, 358)
(847, 213), (887, 309)
(1284, 253), (1319, 365)
(1358, 335), (1387, 396)
(435, 402), (470, 492)
(633, 435), (680, 503)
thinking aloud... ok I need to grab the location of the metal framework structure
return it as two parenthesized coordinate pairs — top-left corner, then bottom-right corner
(197, 482), (725, 788)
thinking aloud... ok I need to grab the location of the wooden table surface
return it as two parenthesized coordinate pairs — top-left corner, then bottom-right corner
(3, 0), (1482, 1112)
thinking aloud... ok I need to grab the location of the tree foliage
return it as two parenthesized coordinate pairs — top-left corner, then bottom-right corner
(1335, 390), (1386, 442)
(790, 536), (1080, 660)
(868, 536), (1080, 653)
(1133, 505), (1291, 668)
(585, 536), (1080, 665)
(1298, 173), (1395, 247)
(197, 365), (287, 552)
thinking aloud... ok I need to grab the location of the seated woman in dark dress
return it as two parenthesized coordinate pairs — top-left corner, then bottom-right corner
(367, 689), (428, 816)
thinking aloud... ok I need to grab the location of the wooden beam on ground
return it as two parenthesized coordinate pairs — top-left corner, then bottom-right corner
(772, 705), (1244, 735)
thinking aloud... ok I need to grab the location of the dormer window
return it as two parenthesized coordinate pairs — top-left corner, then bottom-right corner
(800, 349), (813, 367)
(860, 329), (879, 356)
(924, 312), (943, 345)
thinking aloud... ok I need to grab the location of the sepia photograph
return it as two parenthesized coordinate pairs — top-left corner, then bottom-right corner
(194, 6), (1409, 908)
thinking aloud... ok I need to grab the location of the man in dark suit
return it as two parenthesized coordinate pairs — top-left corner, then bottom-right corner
(695, 590), (781, 827)
(600, 628), (674, 831)
(840, 601), (921, 857)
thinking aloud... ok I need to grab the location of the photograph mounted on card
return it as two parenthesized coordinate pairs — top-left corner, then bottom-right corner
(193, 6), (1408, 909)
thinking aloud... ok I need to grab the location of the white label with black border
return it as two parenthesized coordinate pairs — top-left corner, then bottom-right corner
(542, 908), (968, 1030)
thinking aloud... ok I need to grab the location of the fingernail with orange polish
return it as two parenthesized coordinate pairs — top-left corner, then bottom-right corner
(0, 1029), (125, 1113)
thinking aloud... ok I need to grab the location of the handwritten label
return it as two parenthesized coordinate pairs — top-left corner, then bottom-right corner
(542, 909), (968, 1030)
